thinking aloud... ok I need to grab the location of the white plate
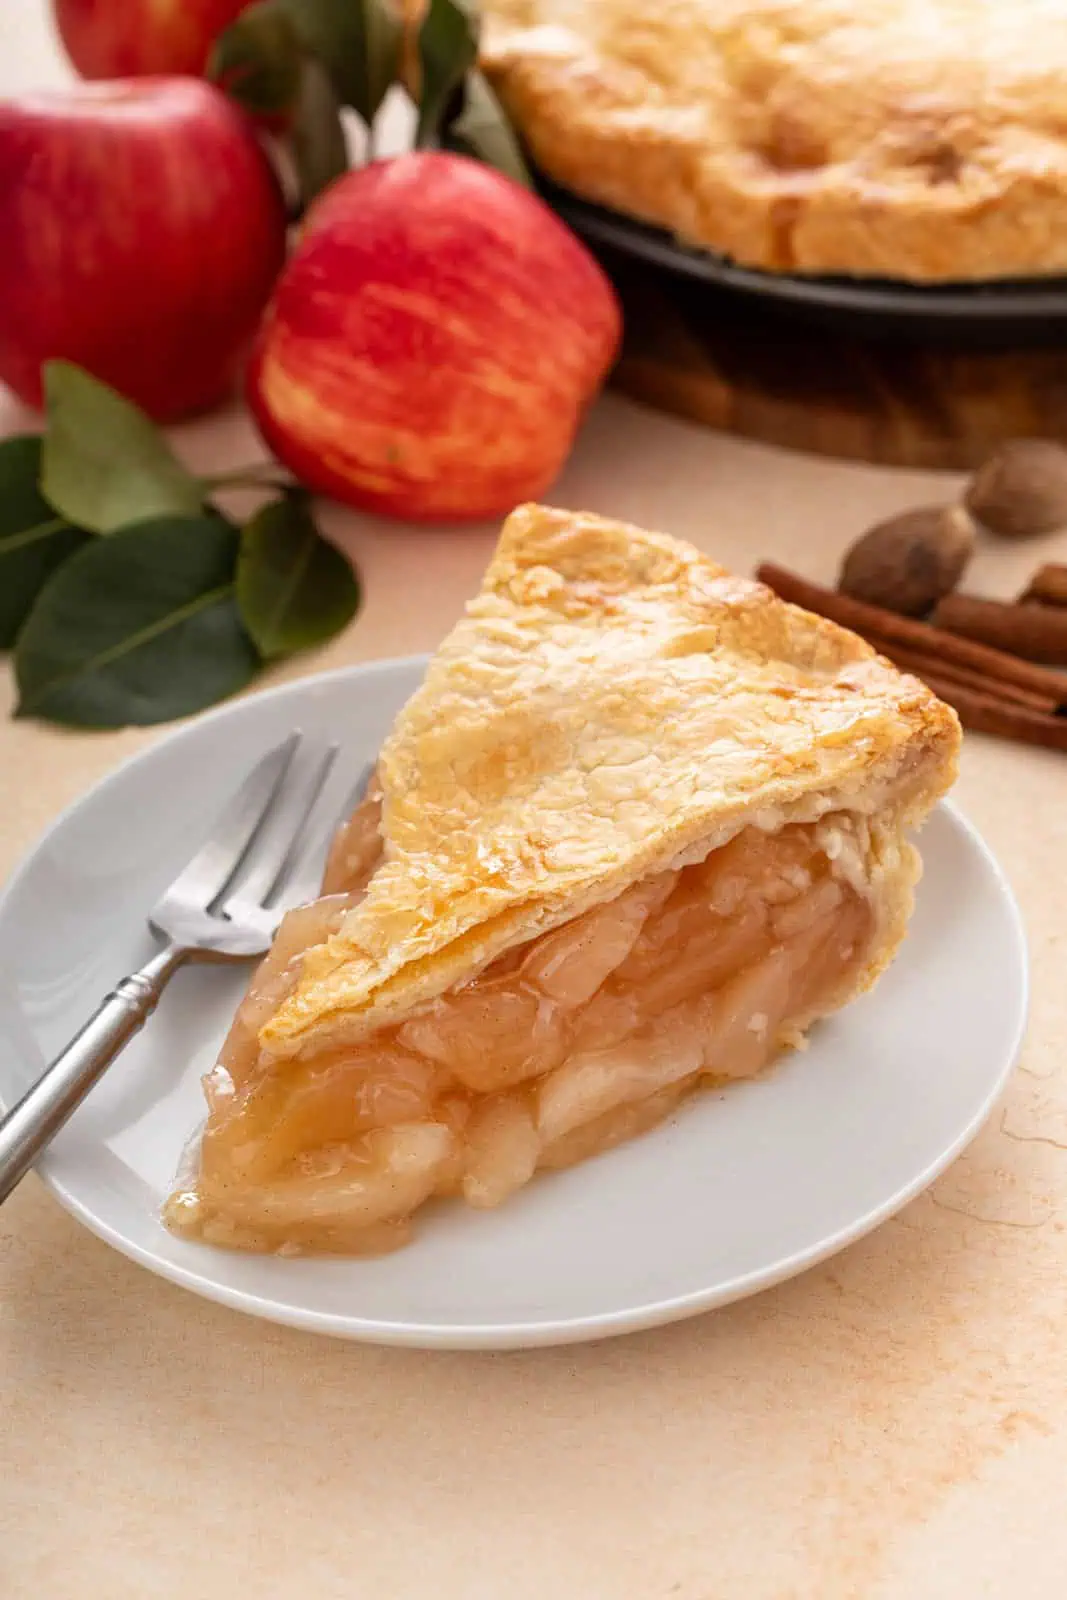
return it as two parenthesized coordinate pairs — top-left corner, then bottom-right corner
(0, 659), (1027, 1349)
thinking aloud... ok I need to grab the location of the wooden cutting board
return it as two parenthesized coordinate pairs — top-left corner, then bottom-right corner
(605, 257), (1067, 471)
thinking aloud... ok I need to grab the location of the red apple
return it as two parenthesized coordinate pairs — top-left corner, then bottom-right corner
(0, 78), (288, 422)
(247, 152), (621, 521)
(54, 0), (250, 79)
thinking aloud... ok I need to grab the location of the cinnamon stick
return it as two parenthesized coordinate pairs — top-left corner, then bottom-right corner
(912, 673), (1067, 754)
(1019, 562), (1067, 608)
(869, 642), (1057, 715)
(933, 592), (1067, 665)
(756, 563), (1067, 708)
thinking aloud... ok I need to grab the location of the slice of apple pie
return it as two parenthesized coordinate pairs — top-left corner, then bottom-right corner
(166, 504), (960, 1256)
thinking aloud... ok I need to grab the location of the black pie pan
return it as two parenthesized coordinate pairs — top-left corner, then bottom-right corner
(538, 178), (1067, 349)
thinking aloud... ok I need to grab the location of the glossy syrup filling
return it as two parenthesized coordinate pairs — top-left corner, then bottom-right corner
(165, 796), (881, 1256)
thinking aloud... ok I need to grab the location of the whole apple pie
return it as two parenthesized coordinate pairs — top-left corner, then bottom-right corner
(165, 504), (959, 1256)
(478, 0), (1067, 281)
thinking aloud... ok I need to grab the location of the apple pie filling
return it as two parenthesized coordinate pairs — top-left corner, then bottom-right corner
(165, 801), (902, 1256)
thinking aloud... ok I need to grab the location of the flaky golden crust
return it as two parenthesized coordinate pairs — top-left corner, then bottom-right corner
(259, 504), (958, 1057)
(479, 0), (1067, 282)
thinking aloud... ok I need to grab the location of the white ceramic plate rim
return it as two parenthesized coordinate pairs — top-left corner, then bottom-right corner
(4, 658), (1029, 1348)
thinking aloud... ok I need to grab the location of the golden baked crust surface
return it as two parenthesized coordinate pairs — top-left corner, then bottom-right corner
(479, 0), (1067, 282)
(260, 504), (958, 1056)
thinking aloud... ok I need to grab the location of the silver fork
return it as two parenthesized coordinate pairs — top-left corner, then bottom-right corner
(0, 732), (365, 1206)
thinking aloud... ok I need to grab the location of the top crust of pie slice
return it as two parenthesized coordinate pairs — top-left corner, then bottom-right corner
(261, 504), (959, 1058)
(478, 0), (1067, 281)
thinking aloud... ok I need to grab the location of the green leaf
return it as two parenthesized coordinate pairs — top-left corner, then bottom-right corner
(208, 4), (303, 117)
(41, 362), (204, 535)
(212, 0), (400, 127)
(288, 0), (401, 124)
(347, 0), (404, 125)
(443, 69), (532, 187)
(15, 515), (259, 728)
(236, 491), (360, 659)
(416, 0), (479, 148)
(293, 53), (349, 207)
(0, 436), (89, 648)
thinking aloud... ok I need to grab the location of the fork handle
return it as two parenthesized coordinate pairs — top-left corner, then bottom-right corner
(0, 943), (187, 1205)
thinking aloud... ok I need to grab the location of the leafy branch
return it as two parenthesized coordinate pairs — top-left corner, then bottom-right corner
(1, 363), (360, 729)
(209, 0), (530, 210)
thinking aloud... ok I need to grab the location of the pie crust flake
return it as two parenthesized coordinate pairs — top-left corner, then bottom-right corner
(478, 0), (1067, 282)
(166, 504), (960, 1255)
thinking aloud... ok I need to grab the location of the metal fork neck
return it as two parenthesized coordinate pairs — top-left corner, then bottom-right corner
(128, 942), (188, 996)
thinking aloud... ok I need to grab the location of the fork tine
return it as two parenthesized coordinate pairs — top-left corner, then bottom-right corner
(157, 732), (301, 914)
(328, 763), (375, 838)
(220, 740), (340, 913)
(271, 761), (377, 909)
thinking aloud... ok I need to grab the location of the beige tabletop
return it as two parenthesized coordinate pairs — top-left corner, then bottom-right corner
(3, 7), (1067, 1598)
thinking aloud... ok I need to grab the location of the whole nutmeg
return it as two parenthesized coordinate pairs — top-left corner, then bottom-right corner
(838, 504), (975, 617)
(965, 438), (1067, 538)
